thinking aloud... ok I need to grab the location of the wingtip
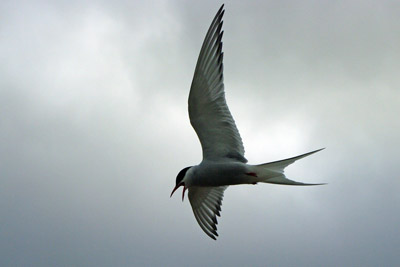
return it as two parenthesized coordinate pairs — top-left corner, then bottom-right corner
(210, 232), (218, 240)
(218, 5), (225, 19)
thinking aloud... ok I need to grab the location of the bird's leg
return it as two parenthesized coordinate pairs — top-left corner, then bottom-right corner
(245, 172), (258, 177)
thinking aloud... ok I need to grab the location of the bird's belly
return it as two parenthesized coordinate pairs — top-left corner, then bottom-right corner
(192, 162), (258, 186)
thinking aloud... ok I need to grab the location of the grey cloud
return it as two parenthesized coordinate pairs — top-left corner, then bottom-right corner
(1, 0), (399, 266)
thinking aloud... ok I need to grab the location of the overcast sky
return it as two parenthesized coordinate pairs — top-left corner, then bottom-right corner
(1, 0), (399, 266)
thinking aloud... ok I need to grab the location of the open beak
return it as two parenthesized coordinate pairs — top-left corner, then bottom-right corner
(170, 183), (186, 201)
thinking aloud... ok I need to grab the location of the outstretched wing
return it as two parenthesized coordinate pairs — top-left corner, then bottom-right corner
(188, 186), (228, 240)
(189, 4), (247, 163)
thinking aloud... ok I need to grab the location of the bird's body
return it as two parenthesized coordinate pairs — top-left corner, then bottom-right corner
(186, 161), (255, 187)
(170, 5), (325, 240)
(186, 148), (324, 188)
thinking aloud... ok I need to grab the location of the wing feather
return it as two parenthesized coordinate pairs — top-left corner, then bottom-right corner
(189, 4), (246, 163)
(188, 186), (228, 240)
(192, 210), (216, 239)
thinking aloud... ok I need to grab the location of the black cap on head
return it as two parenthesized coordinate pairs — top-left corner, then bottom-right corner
(176, 166), (191, 185)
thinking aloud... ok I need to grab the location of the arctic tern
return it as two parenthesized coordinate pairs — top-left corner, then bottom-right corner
(170, 4), (324, 240)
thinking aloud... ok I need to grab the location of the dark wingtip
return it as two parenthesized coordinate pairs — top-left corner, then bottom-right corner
(218, 5), (225, 21)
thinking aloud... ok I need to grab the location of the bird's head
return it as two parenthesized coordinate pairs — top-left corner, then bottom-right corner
(170, 166), (192, 201)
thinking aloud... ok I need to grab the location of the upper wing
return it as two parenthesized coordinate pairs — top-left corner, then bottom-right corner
(189, 4), (247, 163)
(188, 186), (228, 240)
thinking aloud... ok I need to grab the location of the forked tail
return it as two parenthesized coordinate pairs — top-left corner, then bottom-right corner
(255, 148), (325, 186)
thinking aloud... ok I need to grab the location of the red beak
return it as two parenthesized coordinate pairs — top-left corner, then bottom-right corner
(170, 183), (186, 201)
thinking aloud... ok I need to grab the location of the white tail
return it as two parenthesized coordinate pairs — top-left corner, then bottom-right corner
(255, 148), (325, 186)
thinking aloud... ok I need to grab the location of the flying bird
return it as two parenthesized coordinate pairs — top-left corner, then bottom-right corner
(170, 4), (324, 240)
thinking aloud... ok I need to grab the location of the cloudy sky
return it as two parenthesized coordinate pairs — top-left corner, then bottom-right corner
(1, 0), (399, 266)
